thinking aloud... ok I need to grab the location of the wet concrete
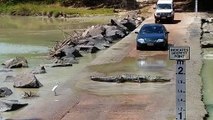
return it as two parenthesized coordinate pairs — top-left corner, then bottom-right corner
(76, 55), (173, 95)
(69, 13), (207, 120)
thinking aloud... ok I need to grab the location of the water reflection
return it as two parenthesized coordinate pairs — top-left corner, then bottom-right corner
(137, 56), (168, 70)
(138, 59), (166, 69)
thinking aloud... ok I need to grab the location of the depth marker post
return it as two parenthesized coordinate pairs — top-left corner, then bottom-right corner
(169, 46), (190, 120)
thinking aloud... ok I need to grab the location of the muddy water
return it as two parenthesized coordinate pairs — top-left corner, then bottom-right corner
(0, 15), (114, 119)
(202, 48), (213, 120)
(76, 54), (174, 95)
(0, 15), (115, 67)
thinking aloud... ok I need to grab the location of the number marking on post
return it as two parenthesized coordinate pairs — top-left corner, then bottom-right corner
(169, 46), (190, 120)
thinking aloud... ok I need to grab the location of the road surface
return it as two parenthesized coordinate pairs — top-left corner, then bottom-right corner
(9, 13), (207, 120)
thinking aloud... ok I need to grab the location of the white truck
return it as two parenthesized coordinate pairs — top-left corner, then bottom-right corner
(154, 0), (174, 23)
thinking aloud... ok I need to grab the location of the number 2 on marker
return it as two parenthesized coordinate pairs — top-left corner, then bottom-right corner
(178, 67), (184, 74)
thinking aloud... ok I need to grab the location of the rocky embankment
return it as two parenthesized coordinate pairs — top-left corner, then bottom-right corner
(50, 12), (144, 65)
(201, 18), (213, 59)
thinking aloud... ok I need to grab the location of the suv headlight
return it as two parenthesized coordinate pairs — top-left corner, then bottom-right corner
(155, 13), (160, 16)
(138, 38), (145, 43)
(156, 39), (164, 42)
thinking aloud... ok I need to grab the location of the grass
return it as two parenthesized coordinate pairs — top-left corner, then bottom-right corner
(0, 3), (115, 16)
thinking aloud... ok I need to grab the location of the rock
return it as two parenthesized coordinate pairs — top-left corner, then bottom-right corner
(77, 38), (90, 45)
(21, 91), (39, 99)
(77, 45), (100, 53)
(0, 100), (28, 112)
(56, 57), (79, 64)
(31, 66), (46, 74)
(202, 22), (213, 33)
(201, 41), (213, 48)
(2, 57), (28, 69)
(4, 75), (15, 82)
(0, 87), (13, 97)
(202, 33), (213, 40)
(54, 45), (82, 59)
(61, 45), (82, 58)
(201, 33), (213, 48)
(104, 25), (126, 40)
(13, 73), (43, 88)
(82, 25), (106, 38)
(51, 63), (73, 67)
(207, 18), (213, 23)
(111, 19), (128, 33)
(86, 35), (109, 50)
(120, 18), (136, 31)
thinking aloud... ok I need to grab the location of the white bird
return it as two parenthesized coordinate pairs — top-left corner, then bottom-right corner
(52, 85), (58, 96)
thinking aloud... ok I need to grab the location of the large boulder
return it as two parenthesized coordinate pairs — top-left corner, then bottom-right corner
(0, 87), (13, 97)
(111, 19), (128, 33)
(120, 18), (136, 31)
(202, 22), (213, 33)
(54, 45), (82, 58)
(104, 25), (126, 40)
(86, 35), (109, 50)
(82, 25), (106, 38)
(13, 73), (43, 88)
(201, 41), (213, 48)
(2, 57), (28, 69)
(201, 33), (213, 48)
(0, 100), (28, 112)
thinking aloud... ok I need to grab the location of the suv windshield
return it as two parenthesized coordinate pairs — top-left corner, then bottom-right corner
(157, 4), (172, 9)
(140, 26), (164, 34)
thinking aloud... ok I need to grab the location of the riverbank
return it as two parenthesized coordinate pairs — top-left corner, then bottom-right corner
(0, 4), (115, 18)
(0, 15), (119, 119)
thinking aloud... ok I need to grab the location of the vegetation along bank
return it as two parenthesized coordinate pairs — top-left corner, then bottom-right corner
(0, 0), (140, 17)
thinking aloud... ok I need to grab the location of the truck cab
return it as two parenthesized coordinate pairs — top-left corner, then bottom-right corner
(154, 0), (174, 23)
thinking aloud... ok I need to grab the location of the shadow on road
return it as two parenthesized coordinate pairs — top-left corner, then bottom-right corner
(161, 20), (181, 24)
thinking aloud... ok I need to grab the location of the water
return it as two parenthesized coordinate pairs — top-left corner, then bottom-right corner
(78, 55), (173, 95)
(0, 15), (114, 119)
(202, 48), (213, 120)
(0, 15), (114, 67)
